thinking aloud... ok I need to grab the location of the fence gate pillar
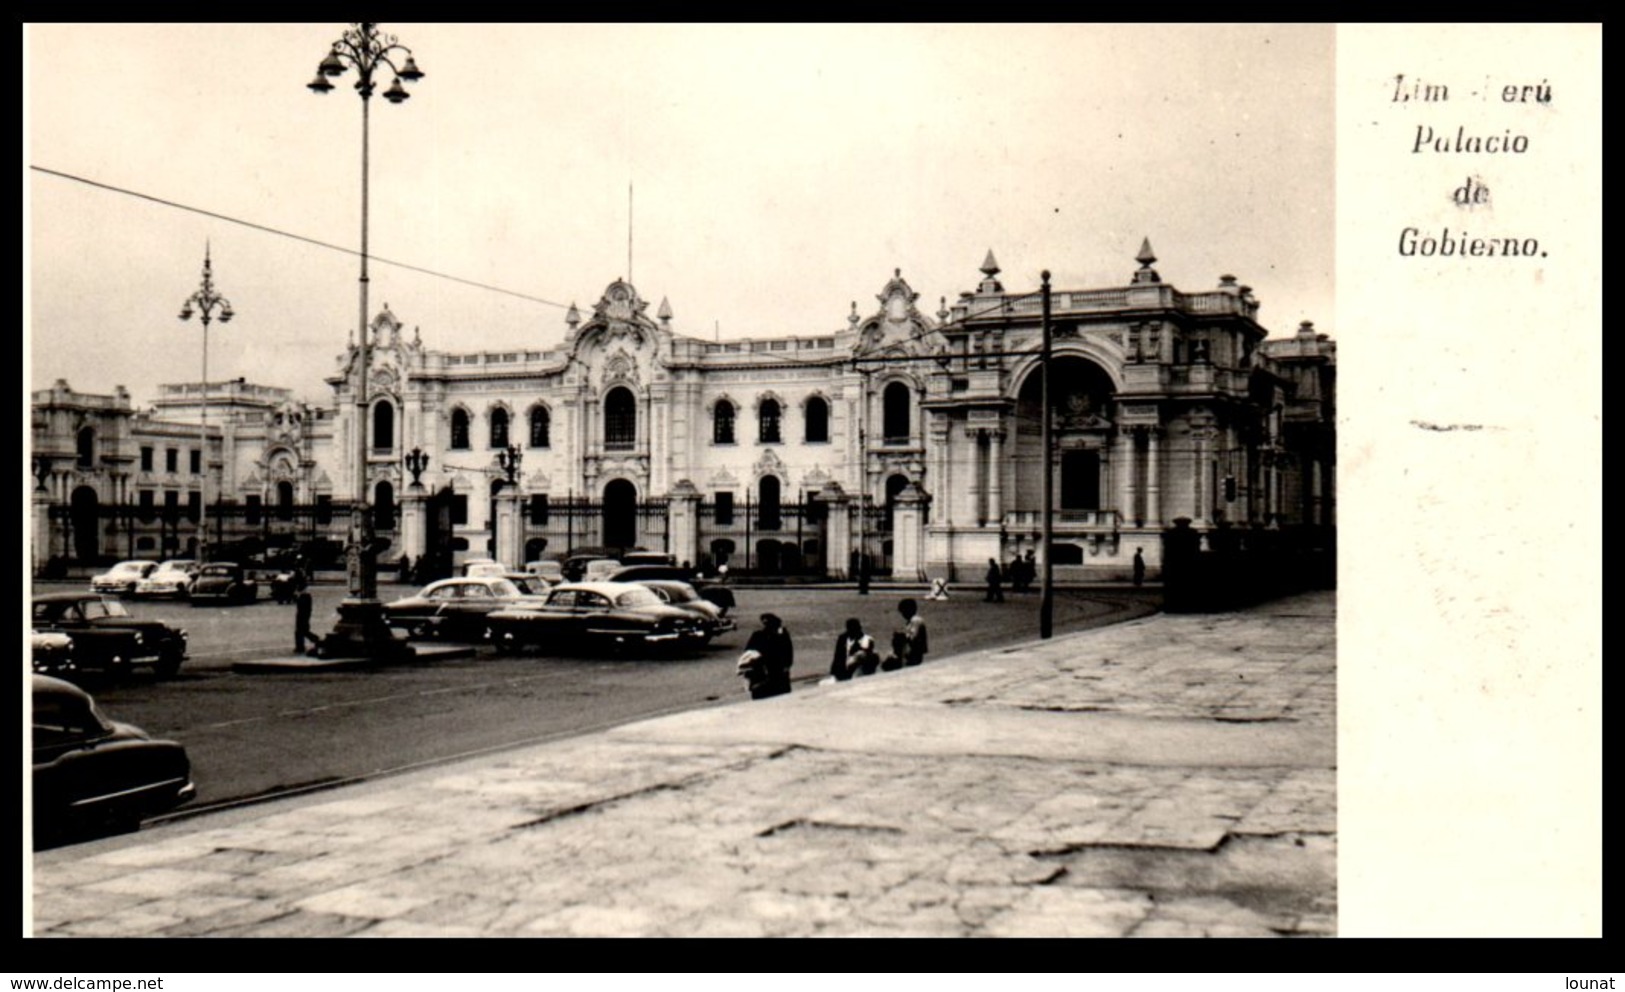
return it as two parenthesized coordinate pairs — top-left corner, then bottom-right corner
(400, 484), (428, 568)
(818, 481), (852, 579)
(666, 480), (701, 568)
(891, 483), (930, 582)
(495, 491), (525, 570)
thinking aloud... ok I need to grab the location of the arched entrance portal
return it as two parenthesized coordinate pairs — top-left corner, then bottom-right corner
(602, 479), (638, 550)
(1014, 355), (1116, 514)
(70, 486), (100, 561)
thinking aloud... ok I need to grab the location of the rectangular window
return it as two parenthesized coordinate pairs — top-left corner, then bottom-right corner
(245, 494), (262, 526)
(451, 495), (469, 526)
(165, 448), (179, 473)
(138, 490), (156, 522)
(190, 449), (202, 475)
(715, 491), (734, 526)
(186, 491), (201, 522)
(529, 493), (549, 526)
(315, 495), (333, 526)
(140, 447), (154, 472)
(163, 490), (180, 521)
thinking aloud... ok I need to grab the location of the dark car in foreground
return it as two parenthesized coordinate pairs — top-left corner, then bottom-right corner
(487, 581), (705, 654)
(31, 592), (188, 679)
(32, 674), (196, 846)
(188, 562), (259, 606)
(383, 577), (547, 642)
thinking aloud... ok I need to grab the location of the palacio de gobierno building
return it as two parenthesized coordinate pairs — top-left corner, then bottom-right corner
(31, 241), (1336, 584)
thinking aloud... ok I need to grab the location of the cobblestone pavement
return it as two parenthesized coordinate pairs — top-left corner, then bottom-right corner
(29, 591), (1335, 937)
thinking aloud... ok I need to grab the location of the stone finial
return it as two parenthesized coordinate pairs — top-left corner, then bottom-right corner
(1219, 274), (1238, 291)
(977, 249), (1005, 294)
(937, 296), (949, 323)
(1297, 320), (1316, 338)
(980, 249), (1000, 277)
(847, 302), (860, 329)
(1132, 238), (1161, 284)
(658, 296), (673, 326)
(565, 302), (581, 329)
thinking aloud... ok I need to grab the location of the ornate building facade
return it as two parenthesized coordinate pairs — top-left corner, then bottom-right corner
(32, 243), (1335, 582)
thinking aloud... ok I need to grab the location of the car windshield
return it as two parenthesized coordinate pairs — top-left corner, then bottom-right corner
(615, 588), (661, 608)
(155, 561), (192, 574)
(109, 562), (149, 576)
(487, 579), (521, 597)
(80, 599), (132, 620)
(657, 584), (699, 603)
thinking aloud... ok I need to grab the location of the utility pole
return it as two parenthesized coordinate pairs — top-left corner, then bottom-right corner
(1039, 271), (1054, 639)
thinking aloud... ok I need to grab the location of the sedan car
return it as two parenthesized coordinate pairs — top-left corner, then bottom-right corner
(382, 577), (547, 642)
(32, 674), (196, 846)
(90, 560), (157, 597)
(31, 592), (188, 679)
(188, 562), (259, 606)
(486, 581), (705, 654)
(31, 630), (76, 677)
(607, 564), (736, 614)
(638, 580), (735, 643)
(134, 559), (198, 599)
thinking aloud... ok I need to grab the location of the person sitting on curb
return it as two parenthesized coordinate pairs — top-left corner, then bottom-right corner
(882, 598), (929, 670)
(738, 612), (794, 699)
(830, 617), (880, 681)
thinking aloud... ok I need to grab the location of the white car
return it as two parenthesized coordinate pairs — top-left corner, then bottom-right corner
(90, 561), (157, 597)
(134, 559), (198, 599)
(462, 559), (506, 578)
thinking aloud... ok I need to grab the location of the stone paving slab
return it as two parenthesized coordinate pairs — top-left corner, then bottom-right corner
(30, 590), (1335, 937)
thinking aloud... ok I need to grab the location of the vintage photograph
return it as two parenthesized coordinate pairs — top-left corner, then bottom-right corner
(26, 23), (1338, 938)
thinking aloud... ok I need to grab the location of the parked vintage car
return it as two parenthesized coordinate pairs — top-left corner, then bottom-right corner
(606, 564), (736, 614)
(636, 580), (735, 642)
(188, 562), (259, 606)
(382, 576), (546, 642)
(90, 560), (158, 597)
(523, 560), (565, 587)
(32, 674), (196, 846)
(31, 592), (188, 679)
(31, 630), (76, 677)
(134, 559), (198, 599)
(486, 581), (706, 654)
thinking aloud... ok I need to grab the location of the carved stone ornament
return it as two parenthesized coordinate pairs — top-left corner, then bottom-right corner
(709, 466), (739, 488)
(754, 449), (786, 477)
(802, 465), (832, 488)
(603, 348), (639, 387)
(525, 469), (551, 491)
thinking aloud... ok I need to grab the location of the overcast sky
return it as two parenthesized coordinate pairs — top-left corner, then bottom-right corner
(26, 23), (1334, 407)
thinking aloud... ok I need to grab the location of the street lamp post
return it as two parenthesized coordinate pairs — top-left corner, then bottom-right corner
(178, 245), (234, 565)
(1039, 270), (1054, 639)
(307, 23), (423, 656)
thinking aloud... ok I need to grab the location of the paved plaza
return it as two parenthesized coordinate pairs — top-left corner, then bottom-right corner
(30, 591), (1335, 937)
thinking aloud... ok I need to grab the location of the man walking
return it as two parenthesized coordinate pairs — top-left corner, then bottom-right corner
(1132, 547), (1146, 587)
(293, 569), (316, 655)
(984, 558), (1004, 603)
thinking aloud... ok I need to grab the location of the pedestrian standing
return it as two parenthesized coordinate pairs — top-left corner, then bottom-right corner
(293, 569), (315, 655)
(1023, 549), (1038, 592)
(857, 552), (871, 595)
(984, 558), (1005, 603)
(739, 613), (794, 699)
(1132, 547), (1146, 587)
(830, 617), (879, 680)
(1010, 554), (1027, 592)
(896, 598), (929, 667)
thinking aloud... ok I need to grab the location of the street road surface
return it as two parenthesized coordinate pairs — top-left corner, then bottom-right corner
(30, 580), (1158, 840)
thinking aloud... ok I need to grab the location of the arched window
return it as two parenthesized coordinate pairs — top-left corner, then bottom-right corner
(529, 406), (551, 448)
(277, 480), (295, 521)
(758, 398), (782, 444)
(883, 382), (911, 442)
(713, 400), (736, 445)
(372, 400), (395, 451)
(374, 480), (396, 530)
(76, 427), (96, 468)
(804, 396), (829, 443)
(759, 475), (782, 530)
(489, 408), (510, 449)
(450, 408), (471, 450)
(604, 387), (636, 449)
